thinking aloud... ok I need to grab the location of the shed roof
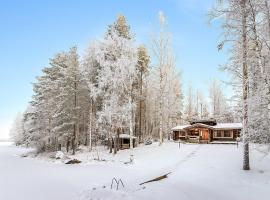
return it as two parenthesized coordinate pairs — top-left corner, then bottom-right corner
(115, 134), (137, 139)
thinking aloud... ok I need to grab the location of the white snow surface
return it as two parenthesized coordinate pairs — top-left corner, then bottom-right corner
(0, 141), (270, 200)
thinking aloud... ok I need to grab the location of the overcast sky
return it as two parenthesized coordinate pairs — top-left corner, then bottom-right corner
(0, 0), (231, 139)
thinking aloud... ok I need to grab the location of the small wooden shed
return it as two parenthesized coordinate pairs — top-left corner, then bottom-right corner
(113, 134), (137, 149)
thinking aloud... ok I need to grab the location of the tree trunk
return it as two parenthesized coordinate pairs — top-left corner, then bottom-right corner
(116, 131), (120, 151)
(72, 72), (78, 155)
(241, 0), (250, 170)
(129, 95), (134, 149)
(139, 69), (143, 143)
(109, 134), (113, 153)
(89, 103), (92, 151)
(66, 139), (70, 153)
(113, 137), (117, 154)
(159, 68), (163, 145)
(265, 0), (270, 44)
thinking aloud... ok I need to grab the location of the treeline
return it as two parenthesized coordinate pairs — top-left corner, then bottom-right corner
(11, 14), (183, 154)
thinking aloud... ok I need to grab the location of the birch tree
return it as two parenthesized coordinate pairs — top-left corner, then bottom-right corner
(150, 11), (183, 145)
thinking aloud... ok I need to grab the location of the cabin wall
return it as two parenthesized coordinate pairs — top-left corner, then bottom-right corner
(212, 129), (240, 141)
(172, 131), (186, 140)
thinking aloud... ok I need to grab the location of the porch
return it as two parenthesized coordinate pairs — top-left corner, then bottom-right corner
(172, 127), (213, 143)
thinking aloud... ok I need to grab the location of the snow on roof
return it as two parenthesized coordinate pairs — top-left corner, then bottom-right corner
(172, 123), (242, 131)
(117, 134), (137, 139)
(171, 125), (190, 131)
(213, 123), (242, 130)
(187, 123), (212, 129)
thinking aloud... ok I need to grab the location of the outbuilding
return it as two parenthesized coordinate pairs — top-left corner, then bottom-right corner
(113, 134), (137, 149)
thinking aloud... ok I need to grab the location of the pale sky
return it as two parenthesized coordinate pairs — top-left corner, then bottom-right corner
(0, 0), (231, 139)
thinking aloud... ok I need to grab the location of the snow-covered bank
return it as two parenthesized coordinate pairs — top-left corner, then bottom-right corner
(0, 142), (269, 200)
(0, 141), (13, 146)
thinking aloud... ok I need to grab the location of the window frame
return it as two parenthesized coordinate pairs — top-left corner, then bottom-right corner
(214, 130), (233, 138)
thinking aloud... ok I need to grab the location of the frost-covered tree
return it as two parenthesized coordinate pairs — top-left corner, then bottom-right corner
(184, 83), (195, 121)
(52, 47), (82, 155)
(22, 47), (88, 154)
(209, 79), (233, 122)
(89, 17), (138, 153)
(150, 11), (183, 144)
(10, 112), (25, 145)
(81, 41), (101, 151)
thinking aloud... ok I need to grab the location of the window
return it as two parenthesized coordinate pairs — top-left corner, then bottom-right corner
(215, 131), (222, 137)
(233, 130), (241, 138)
(224, 130), (231, 137)
(180, 131), (186, 136)
(214, 130), (232, 138)
(190, 129), (199, 136)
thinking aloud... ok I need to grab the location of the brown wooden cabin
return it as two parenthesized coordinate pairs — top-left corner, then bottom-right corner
(112, 134), (137, 149)
(172, 119), (242, 143)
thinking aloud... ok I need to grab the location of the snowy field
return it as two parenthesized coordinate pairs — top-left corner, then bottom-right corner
(0, 141), (270, 200)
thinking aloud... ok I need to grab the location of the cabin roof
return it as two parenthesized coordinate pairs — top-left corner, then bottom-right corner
(171, 125), (190, 131)
(190, 118), (217, 125)
(213, 123), (242, 130)
(171, 122), (242, 131)
(184, 123), (212, 129)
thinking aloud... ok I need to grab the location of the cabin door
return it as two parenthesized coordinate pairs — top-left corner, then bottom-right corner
(201, 130), (209, 140)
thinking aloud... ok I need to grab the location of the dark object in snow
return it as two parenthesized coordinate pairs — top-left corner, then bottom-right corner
(139, 172), (171, 185)
(111, 178), (124, 190)
(124, 155), (134, 164)
(94, 158), (107, 162)
(144, 139), (152, 145)
(65, 159), (81, 164)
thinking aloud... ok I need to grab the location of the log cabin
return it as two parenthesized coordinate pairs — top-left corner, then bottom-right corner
(171, 119), (242, 143)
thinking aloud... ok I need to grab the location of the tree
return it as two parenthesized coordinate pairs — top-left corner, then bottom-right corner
(184, 83), (194, 121)
(10, 112), (25, 146)
(209, 79), (232, 122)
(81, 41), (101, 151)
(150, 11), (183, 144)
(93, 17), (138, 153)
(107, 14), (132, 39)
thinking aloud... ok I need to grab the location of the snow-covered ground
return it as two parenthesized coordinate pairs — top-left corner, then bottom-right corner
(0, 141), (269, 200)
